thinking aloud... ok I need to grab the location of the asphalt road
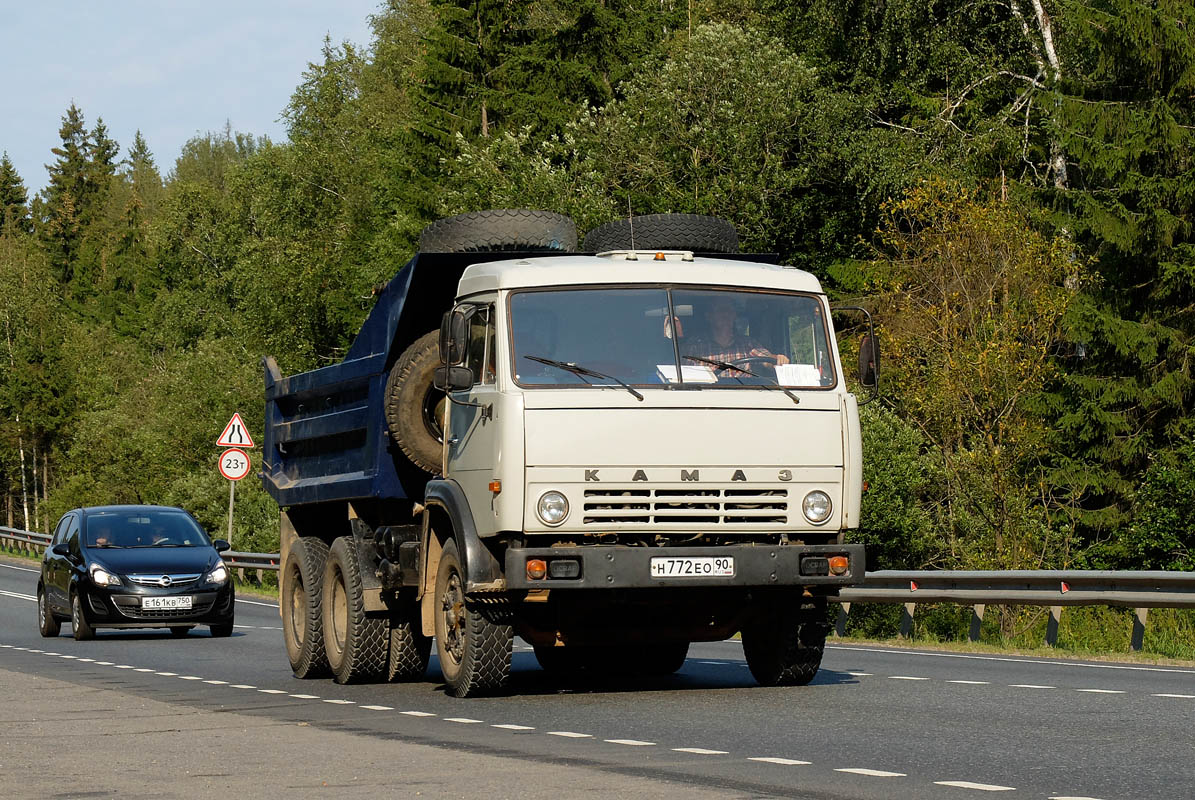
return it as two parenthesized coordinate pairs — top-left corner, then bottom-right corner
(2, 555), (1192, 800)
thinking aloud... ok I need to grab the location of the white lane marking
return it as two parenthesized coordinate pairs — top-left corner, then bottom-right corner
(1010, 684), (1055, 689)
(749, 757), (811, 766)
(1050, 796), (1109, 799)
(1076, 689), (1124, 694)
(548, 731), (592, 738)
(827, 643), (1195, 675)
(0, 589), (35, 601)
(230, 684), (256, 689)
(0, 644), (11, 647)
(698, 660), (724, 665)
(114, 665), (134, 670)
(835, 768), (906, 777)
(323, 699), (355, 705)
(1153, 693), (1195, 699)
(58, 654), (78, 659)
(235, 598), (279, 608)
(606, 739), (655, 746)
(27, 649), (43, 653)
(177, 675), (202, 680)
(203, 680), (229, 685)
(95, 661), (113, 665)
(674, 748), (729, 755)
(258, 689), (287, 694)
(362, 705), (393, 711)
(400, 711), (435, 717)
(134, 668), (155, 672)
(492, 724), (535, 730)
(0, 562), (39, 572)
(155, 671), (176, 676)
(948, 680), (990, 685)
(889, 676), (929, 681)
(290, 694), (319, 699)
(77, 658), (95, 662)
(43, 652), (61, 656)
(846, 672), (872, 677)
(935, 781), (1016, 791)
(444, 717), (483, 724)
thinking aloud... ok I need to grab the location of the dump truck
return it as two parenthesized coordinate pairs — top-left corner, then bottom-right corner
(263, 210), (875, 697)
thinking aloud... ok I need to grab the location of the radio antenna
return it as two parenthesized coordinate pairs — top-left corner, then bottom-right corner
(627, 197), (636, 251)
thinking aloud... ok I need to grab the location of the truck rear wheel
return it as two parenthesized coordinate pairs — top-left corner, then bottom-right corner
(434, 539), (513, 697)
(388, 603), (432, 682)
(282, 536), (331, 678)
(419, 209), (577, 253)
(742, 613), (827, 687)
(322, 536), (390, 684)
(385, 330), (445, 474)
(582, 214), (739, 253)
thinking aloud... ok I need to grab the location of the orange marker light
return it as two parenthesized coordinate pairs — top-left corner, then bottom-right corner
(526, 559), (548, 580)
(489, 480), (502, 494)
(828, 556), (849, 576)
(654, 252), (666, 261)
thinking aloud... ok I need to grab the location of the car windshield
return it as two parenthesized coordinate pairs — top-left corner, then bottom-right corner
(509, 287), (835, 389)
(85, 511), (211, 548)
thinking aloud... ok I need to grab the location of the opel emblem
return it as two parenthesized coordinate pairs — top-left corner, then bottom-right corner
(158, 575), (172, 587)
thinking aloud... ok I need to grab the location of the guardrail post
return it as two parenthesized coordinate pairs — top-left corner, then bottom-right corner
(1046, 605), (1063, 646)
(969, 604), (985, 642)
(900, 603), (916, 637)
(236, 567), (246, 583)
(1131, 608), (1148, 652)
(835, 602), (850, 637)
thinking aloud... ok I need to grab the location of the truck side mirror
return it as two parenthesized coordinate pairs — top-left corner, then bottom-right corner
(439, 305), (477, 365)
(434, 365), (474, 392)
(858, 333), (880, 388)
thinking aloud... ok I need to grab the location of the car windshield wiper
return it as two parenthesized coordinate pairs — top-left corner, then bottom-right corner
(683, 355), (800, 406)
(524, 355), (644, 401)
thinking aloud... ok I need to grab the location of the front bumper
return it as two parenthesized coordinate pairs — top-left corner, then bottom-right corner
(79, 582), (235, 628)
(504, 543), (864, 590)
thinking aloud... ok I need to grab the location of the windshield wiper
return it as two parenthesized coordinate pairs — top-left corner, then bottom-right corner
(524, 355), (644, 401)
(683, 355), (800, 405)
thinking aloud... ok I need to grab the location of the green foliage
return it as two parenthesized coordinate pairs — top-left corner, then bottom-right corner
(0, 154), (30, 233)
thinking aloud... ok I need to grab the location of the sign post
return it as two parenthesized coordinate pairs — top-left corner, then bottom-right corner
(216, 414), (254, 548)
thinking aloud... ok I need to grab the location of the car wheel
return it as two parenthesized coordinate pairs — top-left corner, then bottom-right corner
(38, 586), (61, 638)
(322, 536), (389, 684)
(71, 592), (95, 641)
(281, 536), (332, 678)
(169, 626), (193, 637)
(210, 620), (234, 638)
(434, 539), (513, 697)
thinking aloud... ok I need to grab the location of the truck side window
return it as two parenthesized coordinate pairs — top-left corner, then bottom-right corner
(464, 306), (495, 386)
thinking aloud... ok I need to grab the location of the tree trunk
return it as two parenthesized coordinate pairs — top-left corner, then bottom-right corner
(17, 423), (29, 531)
(32, 439), (40, 533)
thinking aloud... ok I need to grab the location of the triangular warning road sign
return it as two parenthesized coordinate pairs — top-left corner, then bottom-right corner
(217, 413), (255, 448)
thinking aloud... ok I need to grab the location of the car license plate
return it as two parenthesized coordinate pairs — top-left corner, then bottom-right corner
(142, 596), (192, 610)
(650, 557), (735, 578)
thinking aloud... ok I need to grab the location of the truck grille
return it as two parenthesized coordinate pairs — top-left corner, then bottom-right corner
(582, 488), (788, 525)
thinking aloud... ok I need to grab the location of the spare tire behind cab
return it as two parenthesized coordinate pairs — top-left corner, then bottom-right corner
(385, 331), (445, 474)
(419, 209), (578, 253)
(582, 213), (739, 254)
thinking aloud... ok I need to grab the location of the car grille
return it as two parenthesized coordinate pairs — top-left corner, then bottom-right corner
(127, 573), (201, 587)
(582, 487), (789, 526)
(112, 596), (215, 619)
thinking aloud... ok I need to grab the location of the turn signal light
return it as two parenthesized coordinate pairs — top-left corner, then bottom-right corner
(828, 556), (850, 576)
(489, 480), (502, 494)
(654, 252), (667, 261)
(526, 559), (548, 580)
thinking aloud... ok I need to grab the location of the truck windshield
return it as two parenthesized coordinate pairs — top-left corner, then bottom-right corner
(509, 287), (835, 389)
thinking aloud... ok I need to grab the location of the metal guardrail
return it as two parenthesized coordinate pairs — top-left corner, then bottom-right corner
(2, 527), (1190, 651)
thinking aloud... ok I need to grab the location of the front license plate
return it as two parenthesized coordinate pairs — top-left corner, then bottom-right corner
(650, 557), (735, 578)
(142, 596), (192, 610)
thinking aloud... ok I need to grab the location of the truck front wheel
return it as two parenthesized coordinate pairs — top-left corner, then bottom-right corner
(742, 613), (827, 687)
(322, 536), (390, 684)
(434, 539), (513, 697)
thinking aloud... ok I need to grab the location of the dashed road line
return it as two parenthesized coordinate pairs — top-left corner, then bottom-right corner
(155, 671), (176, 676)
(361, 705), (393, 711)
(1010, 684), (1055, 689)
(846, 671), (872, 677)
(323, 699), (355, 705)
(748, 757), (811, 766)
(400, 710), (435, 717)
(835, 768), (906, 777)
(1049, 796), (1109, 800)
(947, 680), (990, 685)
(935, 780), (1016, 791)
(1153, 693), (1195, 699)
(178, 675), (201, 680)
(548, 731), (592, 738)
(444, 717), (483, 724)
(674, 747), (729, 755)
(1076, 688), (1124, 694)
(889, 675), (929, 681)
(257, 689), (287, 694)
(493, 724), (535, 730)
(230, 684), (256, 689)
(289, 693), (320, 699)
(204, 679), (229, 685)
(606, 739), (655, 746)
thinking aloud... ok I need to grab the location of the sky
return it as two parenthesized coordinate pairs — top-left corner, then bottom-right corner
(1, 1), (382, 194)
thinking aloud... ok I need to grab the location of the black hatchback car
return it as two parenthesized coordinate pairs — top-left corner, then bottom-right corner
(37, 505), (235, 639)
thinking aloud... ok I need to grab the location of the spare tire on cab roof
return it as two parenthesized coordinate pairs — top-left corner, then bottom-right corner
(582, 213), (739, 254)
(419, 209), (578, 253)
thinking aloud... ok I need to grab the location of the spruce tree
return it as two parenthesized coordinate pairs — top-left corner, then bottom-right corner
(0, 153), (30, 233)
(39, 103), (91, 280)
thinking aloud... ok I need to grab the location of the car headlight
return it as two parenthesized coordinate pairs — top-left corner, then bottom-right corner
(89, 564), (122, 587)
(536, 491), (569, 526)
(802, 490), (832, 524)
(206, 562), (228, 584)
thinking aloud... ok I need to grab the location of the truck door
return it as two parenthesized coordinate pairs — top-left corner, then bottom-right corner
(445, 303), (499, 534)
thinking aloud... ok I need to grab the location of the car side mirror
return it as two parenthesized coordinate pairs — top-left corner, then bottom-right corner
(51, 543), (70, 557)
(212, 539), (231, 553)
(434, 365), (474, 392)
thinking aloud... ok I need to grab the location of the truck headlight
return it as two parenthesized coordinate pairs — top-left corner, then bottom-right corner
(536, 491), (569, 526)
(89, 564), (122, 587)
(802, 491), (832, 524)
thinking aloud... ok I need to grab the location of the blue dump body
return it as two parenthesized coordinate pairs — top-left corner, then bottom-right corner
(262, 251), (510, 509)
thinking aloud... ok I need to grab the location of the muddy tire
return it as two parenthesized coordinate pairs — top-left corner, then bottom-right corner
(434, 539), (512, 697)
(385, 330), (445, 474)
(420, 209), (577, 253)
(282, 536), (331, 678)
(387, 603), (432, 682)
(38, 586), (60, 637)
(582, 214), (739, 254)
(742, 613), (827, 687)
(323, 537), (390, 684)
